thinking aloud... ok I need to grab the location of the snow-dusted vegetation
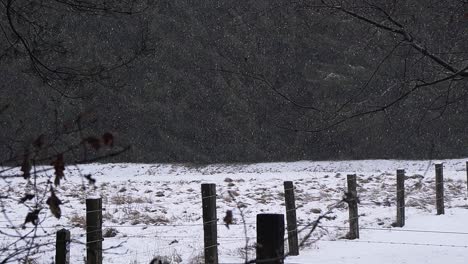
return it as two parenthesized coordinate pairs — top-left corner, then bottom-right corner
(1, 158), (467, 263)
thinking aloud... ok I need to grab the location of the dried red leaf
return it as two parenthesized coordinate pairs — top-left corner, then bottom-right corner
(84, 174), (96, 185)
(84, 136), (101, 150)
(76, 110), (94, 123)
(23, 209), (40, 227)
(19, 194), (35, 203)
(223, 210), (233, 229)
(51, 154), (65, 186)
(33, 134), (44, 149)
(46, 189), (62, 219)
(102, 132), (114, 147)
(20, 152), (31, 180)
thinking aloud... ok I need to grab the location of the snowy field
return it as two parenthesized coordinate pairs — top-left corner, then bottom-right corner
(1, 158), (468, 263)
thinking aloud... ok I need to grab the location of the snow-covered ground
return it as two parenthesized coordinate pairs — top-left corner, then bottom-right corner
(1, 158), (467, 263)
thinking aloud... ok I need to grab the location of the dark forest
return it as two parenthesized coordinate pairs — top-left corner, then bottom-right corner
(1, 0), (467, 163)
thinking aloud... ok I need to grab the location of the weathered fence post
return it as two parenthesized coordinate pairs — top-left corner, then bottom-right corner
(466, 161), (468, 195)
(283, 181), (299, 256)
(201, 183), (218, 264)
(396, 169), (405, 227)
(55, 229), (70, 264)
(347, 174), (359, 239)
(86, 198), (102, 264)
(435, 164), (444, 215)
(257, 214), (285, 264)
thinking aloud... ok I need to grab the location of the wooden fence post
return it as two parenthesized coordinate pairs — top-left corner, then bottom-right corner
(86, 198), (102, 264)
(283, 181), (299, 256)
(435, 164), (444, 215)
(201, 183), (218, 264)
(396, 169), (405, 227)
(256, 214), (285, 264)
(347, 174), (359, 239)
(55, 229), (70, 264)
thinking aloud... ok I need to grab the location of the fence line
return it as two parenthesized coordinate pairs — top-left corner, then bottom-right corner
(2, 162), (468, 264)
(321, 238), (468, 248)
(4, 222), (468, 236)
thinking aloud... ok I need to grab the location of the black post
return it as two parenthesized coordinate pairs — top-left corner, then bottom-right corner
(283, 181), (299, 256)
(347, 174), (359, 239)
(86, 198), (102, 264)
(435, 164), (444, 215)
(55, 229), (70, 264)
(201, 183), (218, 264)
(396, 169), (405, 227)
(256, 214), (285, 264)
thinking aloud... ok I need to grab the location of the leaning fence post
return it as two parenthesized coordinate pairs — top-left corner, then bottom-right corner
(395, 169), (405, 227)
(257, 214), (285, 264)
(56, 229), (70, 264)
(201, 183), (218, 264)
(86, 198), (102, 264)
(283, 181), (299, 256)
(435, 164), (444, 215)
(346, 174), (359, 239)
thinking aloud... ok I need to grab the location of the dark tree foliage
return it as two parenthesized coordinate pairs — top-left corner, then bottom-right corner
(0, 0), (149, 159)
(1, 0), (467, 164)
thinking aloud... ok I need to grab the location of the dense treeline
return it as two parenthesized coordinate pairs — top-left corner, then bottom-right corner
(1, 0), (467, 163)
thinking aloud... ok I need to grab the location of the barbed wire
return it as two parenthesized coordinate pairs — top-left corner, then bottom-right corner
(3, 222), (468, 236)
(321, 238), (468, 248)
